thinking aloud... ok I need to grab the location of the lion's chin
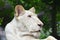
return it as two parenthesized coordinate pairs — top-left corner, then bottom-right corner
(31, 32), (40, 39)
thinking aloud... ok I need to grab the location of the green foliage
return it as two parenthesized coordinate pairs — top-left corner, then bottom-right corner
(40, 30), (51, 39)
(56, 12), (60, 36)
(0, 0), (5, 7)
(7, 0), (46, 13)
(0, 18), (3, 25)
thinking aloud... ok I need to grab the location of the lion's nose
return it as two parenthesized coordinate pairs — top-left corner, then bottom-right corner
(38, 24), (43, 27)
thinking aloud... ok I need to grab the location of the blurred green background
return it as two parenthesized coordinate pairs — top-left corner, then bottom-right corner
(0, 0), (60, 39)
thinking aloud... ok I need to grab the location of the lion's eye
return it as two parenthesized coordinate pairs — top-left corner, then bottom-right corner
(28, 15), (31, 17)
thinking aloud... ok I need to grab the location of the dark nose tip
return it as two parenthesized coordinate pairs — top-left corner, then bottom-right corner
(38, 24), (42, 27)
(38, 30), (41, 32)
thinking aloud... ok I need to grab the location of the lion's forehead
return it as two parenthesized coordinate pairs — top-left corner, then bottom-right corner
(24, 10), (37, 16)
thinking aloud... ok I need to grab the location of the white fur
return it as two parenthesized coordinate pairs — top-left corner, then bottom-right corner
(5, 5), (57, 40)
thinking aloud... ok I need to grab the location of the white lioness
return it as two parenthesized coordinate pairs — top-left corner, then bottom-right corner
(5, 5), (57, 40)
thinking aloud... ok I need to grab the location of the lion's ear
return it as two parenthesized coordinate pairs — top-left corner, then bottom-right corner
(15, 5), (25, 17)
(29, 7), (35, 13)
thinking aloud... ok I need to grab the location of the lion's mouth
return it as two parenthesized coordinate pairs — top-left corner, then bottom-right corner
(23, 30), (40, 38)
(22, 30), (41, 38)
(23, 33), (40, 39)
(22, 33), (40, 39)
